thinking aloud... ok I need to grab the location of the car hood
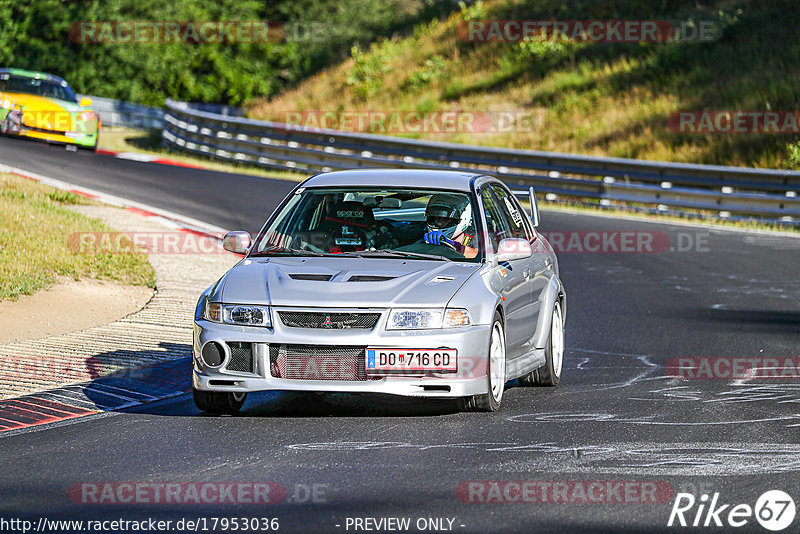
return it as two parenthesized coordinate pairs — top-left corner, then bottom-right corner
(214, 256), (482, 308)
(0, 92), (83, 113)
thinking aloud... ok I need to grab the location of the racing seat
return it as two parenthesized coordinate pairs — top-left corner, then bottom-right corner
(320, 201), (375, 252)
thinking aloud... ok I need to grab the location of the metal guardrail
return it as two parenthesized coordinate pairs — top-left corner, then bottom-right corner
(81, 95), (242, 131)
(80, 95), (165, 130)
(162, 99), (800, 223)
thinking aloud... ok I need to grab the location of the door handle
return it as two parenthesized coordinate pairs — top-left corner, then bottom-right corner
(523, 268), (531, 279)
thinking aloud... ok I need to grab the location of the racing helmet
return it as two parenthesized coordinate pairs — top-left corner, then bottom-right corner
(425, 194), (472, 238)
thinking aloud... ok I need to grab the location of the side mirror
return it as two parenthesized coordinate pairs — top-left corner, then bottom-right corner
(79, 97), (93, 107)
(496, 238), (532, 262)
(222, 231), (251, 254)
(528, 186), (540, 228)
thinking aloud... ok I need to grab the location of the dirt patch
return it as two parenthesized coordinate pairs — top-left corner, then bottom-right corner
(0, 277), (153, 344)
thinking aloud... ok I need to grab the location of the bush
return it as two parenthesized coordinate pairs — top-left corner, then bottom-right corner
(0, 0), (454, 106)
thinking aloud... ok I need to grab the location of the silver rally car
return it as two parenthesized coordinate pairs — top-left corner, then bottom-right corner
(193, 169), (565, 413)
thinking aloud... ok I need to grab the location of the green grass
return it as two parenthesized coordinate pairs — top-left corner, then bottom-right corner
(249, 0), (800, 169)
(0, 173), (156, 300)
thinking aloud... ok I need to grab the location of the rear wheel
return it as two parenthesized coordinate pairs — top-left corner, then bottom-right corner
(520, 300), (563, 387)
(192, 387), (246, 414)
(460, 312), (506, 412)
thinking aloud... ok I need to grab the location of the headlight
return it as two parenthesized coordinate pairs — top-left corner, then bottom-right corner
(387, 308), (471, 330)
(1, 99), (12, 110)
(78, 111), (96, 121)
(203, 302), (271, 327)
(223, 305), (271, 327)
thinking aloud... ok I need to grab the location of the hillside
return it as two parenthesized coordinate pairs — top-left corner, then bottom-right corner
(250, 0), (800, 169)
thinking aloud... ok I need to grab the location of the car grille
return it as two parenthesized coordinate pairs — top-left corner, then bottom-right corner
(277, 311), (380, 329)
(269, 344), (378, 381)
(22, 124), (68, 135)
(225, 342), (254, 373)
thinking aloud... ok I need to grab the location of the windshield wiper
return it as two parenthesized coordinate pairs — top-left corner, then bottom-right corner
(341, 250), (452, 262)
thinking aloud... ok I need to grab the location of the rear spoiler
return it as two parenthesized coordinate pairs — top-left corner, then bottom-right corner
(512, 187), (540, 227)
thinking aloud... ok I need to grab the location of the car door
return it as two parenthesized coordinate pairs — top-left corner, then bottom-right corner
(480, 185), (533, 360)
(490, 184), (550, 350)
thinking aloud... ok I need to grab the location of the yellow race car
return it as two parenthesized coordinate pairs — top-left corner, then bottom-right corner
(0, 68), (100, 150)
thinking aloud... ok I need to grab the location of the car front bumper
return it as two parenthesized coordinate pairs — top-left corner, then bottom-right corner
(192, 314), (492, 398)
(17, 127), (98, 147)
(1, 109), (98, 147)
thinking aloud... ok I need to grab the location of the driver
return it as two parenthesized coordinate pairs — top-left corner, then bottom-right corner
(423, 194), (478, 258)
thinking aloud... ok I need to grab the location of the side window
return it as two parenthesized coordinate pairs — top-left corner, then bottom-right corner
(491, 185), (532, 241)
(481, 187), (512, 252)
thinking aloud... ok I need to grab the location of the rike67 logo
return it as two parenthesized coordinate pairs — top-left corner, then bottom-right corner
(668, 490), (796, 531)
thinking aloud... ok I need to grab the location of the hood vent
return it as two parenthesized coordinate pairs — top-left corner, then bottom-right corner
(290, 273), (333, 281)
(348, 275), (396, 282)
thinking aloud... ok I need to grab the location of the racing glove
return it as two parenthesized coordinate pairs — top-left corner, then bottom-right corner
(424, 230), (457, 248)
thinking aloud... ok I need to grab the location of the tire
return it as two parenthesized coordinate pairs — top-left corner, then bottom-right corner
(520, 300), (564, 387)
(460, 311), (506, 412)
(192, 387), (247, 414)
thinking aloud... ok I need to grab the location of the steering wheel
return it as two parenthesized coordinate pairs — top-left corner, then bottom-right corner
(437, 240), (457, 251)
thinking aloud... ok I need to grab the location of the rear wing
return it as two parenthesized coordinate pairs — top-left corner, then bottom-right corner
(512, 187), (540, 227)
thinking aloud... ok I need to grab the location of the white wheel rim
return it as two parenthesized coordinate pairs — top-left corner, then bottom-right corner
(551, 304), (564, 378)
(232, 392), (246, 402)
(489, 322), (506, 402)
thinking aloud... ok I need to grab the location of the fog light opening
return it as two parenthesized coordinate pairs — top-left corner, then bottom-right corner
(201, 341), (225, 367)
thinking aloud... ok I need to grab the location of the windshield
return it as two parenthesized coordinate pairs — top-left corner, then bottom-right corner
(253, 187), (483, 262)
(0, 74), (78, 103)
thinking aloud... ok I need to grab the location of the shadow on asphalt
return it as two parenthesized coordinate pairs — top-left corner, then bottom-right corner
(681, 308), (800, 334)
(81, 345), (525, 418)
(126, 390), (468, 418)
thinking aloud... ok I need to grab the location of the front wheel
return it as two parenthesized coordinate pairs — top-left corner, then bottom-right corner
(193, 387), (247, 414)
(460, 312), (506, 412)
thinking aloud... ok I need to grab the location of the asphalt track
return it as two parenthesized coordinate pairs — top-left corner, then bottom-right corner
(1, 136), (799, 533)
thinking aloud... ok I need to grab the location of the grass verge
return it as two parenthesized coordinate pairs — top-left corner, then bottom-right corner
(0, 173), (156, 300)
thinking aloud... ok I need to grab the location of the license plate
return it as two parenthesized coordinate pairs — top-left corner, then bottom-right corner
(365, 348), (457, 373)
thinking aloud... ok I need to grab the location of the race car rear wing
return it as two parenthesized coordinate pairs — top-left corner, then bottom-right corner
(512, 186), (540, 227)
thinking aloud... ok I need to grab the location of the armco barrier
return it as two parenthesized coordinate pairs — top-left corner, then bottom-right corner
(161, 98), (800, 223)
(80, 94), (164, 130)
(81, 95), (241, 131)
